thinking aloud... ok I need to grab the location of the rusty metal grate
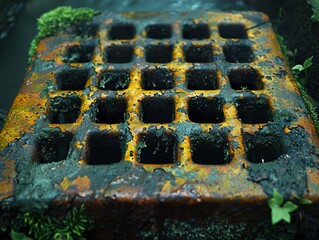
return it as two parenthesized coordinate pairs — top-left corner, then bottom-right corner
(1, 11), (319, 238)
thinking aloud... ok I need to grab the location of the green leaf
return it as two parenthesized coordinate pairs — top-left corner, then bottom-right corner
(273, 189), (284, 206)
(292, 64), (304, 71)
(10, 230), (33, 240)
(303, 56), (313, 69)
(267, 198), (279, 209)
(300, 198), (313, 205)
(271, 207), (292, 224)
(283, 201), (298, 213)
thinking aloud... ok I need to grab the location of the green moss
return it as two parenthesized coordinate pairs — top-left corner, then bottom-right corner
(28, 6), (98, 63)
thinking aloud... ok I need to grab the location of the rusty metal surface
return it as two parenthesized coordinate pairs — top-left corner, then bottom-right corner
(1, 11), (319, 238)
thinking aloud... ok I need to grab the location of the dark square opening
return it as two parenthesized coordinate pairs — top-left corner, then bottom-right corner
(105, 45), (134, 63)
(92, 98), (127, 124)
(186, 69), (218, 90)
(244, 132), (284, 164)
(63, 44), (95, 63)
(34, 129), (73, 164)
(49, 95), (81, 124)
(145, 24), (172, 39)
(86, 132), (124, 165)
(182, 23), (210, 39)
(145, 45), (173, 63)
(191, 132), (230, 165)
(223, 44), (254, 63)
(98, 69), (130, 90)
(109, 23), (136, 40)
(188, 97), (224, 123)
(141, 97), (175, 123)
(56, 68), (89, 90)
(235, 96), (272, 124)
(184, 45), (213, 63)
(142, 68), (174, 90)
(218, 23), (247, 39)
(228, 67), (263, 90)
(138, 130), (177, 164)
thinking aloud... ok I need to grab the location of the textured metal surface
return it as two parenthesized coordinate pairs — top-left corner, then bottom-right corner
(1, 11), (319, 238)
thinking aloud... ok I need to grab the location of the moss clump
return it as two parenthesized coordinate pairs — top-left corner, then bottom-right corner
(28, 6), (98, 62)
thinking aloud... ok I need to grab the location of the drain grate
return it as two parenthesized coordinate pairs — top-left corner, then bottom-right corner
(1, 11), (319, 238)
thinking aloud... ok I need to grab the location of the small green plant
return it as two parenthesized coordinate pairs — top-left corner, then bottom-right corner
(10, 230), (32, 240)
(268, 189), (313, 225)
(292, 56), (314, 87)
(5, 205), (92, 240)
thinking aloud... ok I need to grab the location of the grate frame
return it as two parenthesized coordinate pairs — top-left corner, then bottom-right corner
(1, 11), (319, 238)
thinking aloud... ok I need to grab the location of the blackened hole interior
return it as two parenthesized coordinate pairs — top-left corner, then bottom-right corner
(244, 133), (284, 163)
(94, 98), (127, 124)
(138, 132), (177, 164)
(223, 44), (254, 63)
(186, 69), (218, 90)
(235, 97), (272, 123)
(98, 69), (130, 90)
(146, 24), (172, 39)
(142, 68), (174, 90)
(105, 45), (133, 63)
(56, 68), (89, 90)
(184, 45), (213, 63)
(141, 97), (174, 123)
(145, 45), (173, 63)
(218, 23), (247, 39)
(228, 67), (263, 90)
(49, 96), (81, 124)
(86, 133), (124, 165)
(109, 23), (136, 40)
(182, 23), (210, 39)
(63, 45), (95, 63)
(189, 97), (224, 123)
(191, 133), (230, 165)
(34, 130), (73, 164)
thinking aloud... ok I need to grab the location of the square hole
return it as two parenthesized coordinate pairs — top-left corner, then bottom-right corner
(244, 132), (284, 164)
(223, 43), (254, 63)
(98, 69), (130, 90)
(186, 69), (218, 90)
(63, 44), (95, 63)
(49, 95), (81, 124)
(138, 130), (177, 164)
(105, 45), (134, 63)
(92, 98), (127, 124)
(235, 96), (272, 124)
(109, 23), (136, 40)
(145, 45), (173, 63)
(228, 67), (263, 90)
(182, 23), (210, 39)
(145, 24), (172, 39)
(141, 97), (175, 123)
(218, 23), (247, 39)
(191, 132), (230, 165)
(86, 132), (125, 165)
(142, 68), (174, 90)
(34, 129), (73, 163)
(184, 45), (213, 63)
(55, 68), (89, 90)
(188, 97), (224, 123)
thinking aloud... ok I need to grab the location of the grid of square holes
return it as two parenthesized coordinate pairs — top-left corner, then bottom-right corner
(42, 14), (278, 166)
